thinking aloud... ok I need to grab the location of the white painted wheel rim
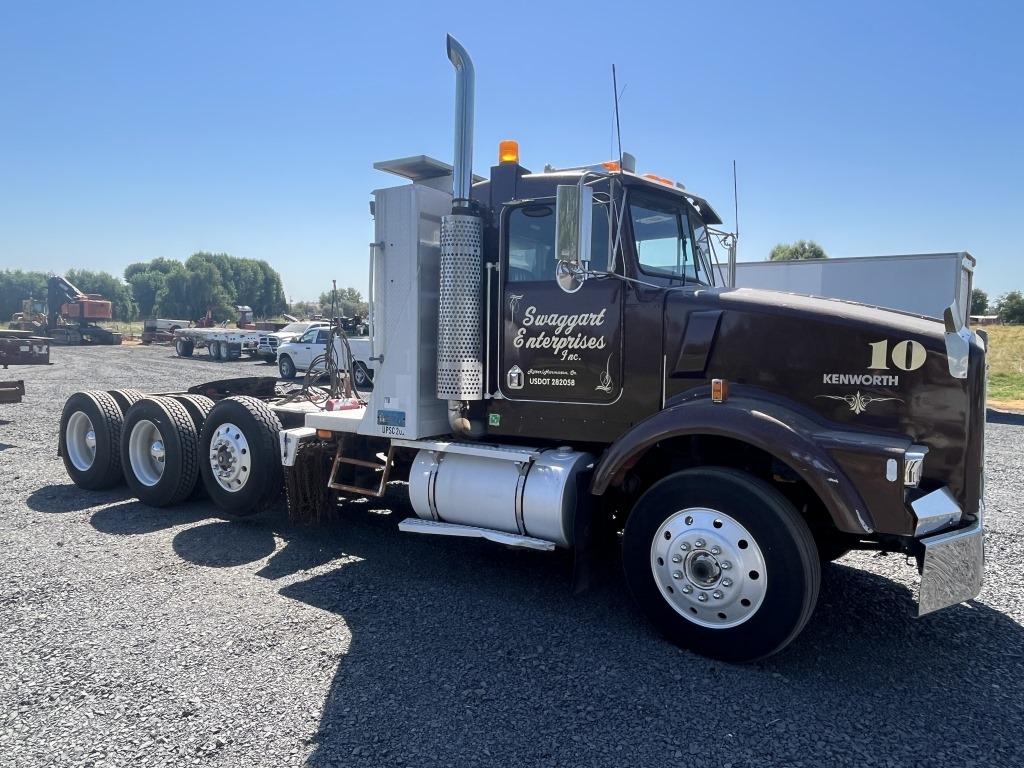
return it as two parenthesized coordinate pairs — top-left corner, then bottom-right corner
(128, 419), (166, 487)
(354, 364), (368, 386)
(650, 507), (767, 629)
(209, 422), (251, 493)
(66, 411), (97, 471)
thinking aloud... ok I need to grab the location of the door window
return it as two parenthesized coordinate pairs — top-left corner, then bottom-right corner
(298, 328), (318, 344)
(506, 200), (611, 283)
(631, 193), (712, 284)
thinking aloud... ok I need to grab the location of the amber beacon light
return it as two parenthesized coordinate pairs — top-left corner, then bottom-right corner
(498, 139), (520, 164)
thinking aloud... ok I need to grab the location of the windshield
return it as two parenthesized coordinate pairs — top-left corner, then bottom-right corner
(630, 192), (714, 284)
(280, 323), (309, 334)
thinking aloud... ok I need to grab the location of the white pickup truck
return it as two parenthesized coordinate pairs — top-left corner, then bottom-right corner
(276, 326), (374, 387)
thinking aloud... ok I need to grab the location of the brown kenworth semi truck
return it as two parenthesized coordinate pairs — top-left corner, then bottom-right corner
(57, 36), (986, 662)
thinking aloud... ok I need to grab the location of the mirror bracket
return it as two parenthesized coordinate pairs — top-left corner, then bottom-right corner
(555, 184), (593, 293)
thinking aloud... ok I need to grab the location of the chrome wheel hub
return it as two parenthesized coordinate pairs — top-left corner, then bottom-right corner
(66, 411), (96, 471)
(128, 419), (166, 487)
(209, 423), (251, 493)
(651, 507), (767, 629)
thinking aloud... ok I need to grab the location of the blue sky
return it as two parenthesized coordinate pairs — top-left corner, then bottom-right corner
(1, 1), (1021, 302)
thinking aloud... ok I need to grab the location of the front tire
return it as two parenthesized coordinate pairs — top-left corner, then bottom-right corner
(278, 354), (296, 379)
(199, 396), (282, 516)
(622, 467), (820, 662)
(207, 341), (220, 360)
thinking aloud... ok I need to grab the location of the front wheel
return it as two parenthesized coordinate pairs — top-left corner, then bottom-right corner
(278, 354), (296, 379)
(622, 467), (820, 662)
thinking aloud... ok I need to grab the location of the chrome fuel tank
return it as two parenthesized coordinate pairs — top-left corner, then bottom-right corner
(408, 444), (594, 548)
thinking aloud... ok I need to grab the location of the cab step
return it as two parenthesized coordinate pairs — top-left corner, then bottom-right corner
(398, 518), (556, 551)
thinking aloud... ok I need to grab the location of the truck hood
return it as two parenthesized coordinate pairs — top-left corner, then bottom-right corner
(711, 287), (945, 342)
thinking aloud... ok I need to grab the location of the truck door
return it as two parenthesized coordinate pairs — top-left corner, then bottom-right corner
(497, 198), (622, 404)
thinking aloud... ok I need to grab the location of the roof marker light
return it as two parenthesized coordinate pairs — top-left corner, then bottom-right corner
(499, 139), (520, 164)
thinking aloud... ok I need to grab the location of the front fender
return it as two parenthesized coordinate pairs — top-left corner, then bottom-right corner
(591, 395), (913, 535)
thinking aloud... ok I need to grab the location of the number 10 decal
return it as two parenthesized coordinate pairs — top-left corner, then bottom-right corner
(868, 339), (926, 371)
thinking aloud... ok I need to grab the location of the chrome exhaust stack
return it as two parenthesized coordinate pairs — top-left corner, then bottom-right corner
(437, 35), (485, 434)
(446, 34), (475, 205)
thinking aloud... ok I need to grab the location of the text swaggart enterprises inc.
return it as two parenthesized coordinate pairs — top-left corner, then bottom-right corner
(513, 306), (609, 353)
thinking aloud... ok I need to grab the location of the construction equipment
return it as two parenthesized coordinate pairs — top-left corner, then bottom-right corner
(12, 276), (124, 345)
(58, 36), (987, 662)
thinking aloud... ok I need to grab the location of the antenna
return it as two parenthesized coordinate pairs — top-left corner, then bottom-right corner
(728, 160), (739, 288)
(612, 64), (623, 165)
(732, 159), (739, 240)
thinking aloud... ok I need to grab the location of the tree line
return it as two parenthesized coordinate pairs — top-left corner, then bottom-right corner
(0, 254), (289, 323)
(124, 253), (287, 320)
(0, 258), (371, 326)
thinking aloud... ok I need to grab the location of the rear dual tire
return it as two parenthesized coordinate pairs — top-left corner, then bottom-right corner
(175, 338), (194, 358)
(59, 391), (125, 490)
(623, 467), (820, 663)
(120, 397), (200, 507)
(199, 396), (283, 516)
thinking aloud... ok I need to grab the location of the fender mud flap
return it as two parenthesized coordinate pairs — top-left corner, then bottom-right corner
(916, 509), (984, 616)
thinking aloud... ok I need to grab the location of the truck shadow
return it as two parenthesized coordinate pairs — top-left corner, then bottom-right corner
(121, 488), (1023, 766)
(166, 504), (1019, 767)
(27, 483), (133, 514)
(987, 408), (1024, 426)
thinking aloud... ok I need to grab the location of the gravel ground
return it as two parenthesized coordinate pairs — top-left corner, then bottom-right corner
(1, 344), (1023, 768)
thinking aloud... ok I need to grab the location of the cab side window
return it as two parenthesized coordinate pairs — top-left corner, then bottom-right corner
(299, 329), (318, 343)
(506, 200), (611, 282)
(315, 329), (330, 344)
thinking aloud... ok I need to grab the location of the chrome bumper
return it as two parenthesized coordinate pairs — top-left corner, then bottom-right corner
(916, 506), (984, 617)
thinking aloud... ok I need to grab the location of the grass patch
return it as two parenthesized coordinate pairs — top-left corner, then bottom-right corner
(983, 325), (1024, 405)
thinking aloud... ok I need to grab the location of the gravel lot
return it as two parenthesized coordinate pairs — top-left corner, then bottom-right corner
(2, 344), (1023, 768)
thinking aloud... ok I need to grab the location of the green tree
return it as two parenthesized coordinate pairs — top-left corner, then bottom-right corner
(769, 240), (828, 261)
(317, 287), (368, 318)
(970, 288), (989, 316)
(995, 291), (1024, 325)
(126, 252), (288, 320)
(2, 271), (39, 319)
(0, 269), (48, 320)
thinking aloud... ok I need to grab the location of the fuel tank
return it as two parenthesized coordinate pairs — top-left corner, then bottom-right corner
(408, 445), (594, 547)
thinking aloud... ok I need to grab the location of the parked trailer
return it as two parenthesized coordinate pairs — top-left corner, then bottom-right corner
(1, 331), (52, 403)
(172, 327), (262, 361)
(57, 36), (987, 662)
(734, 252), (974, 322)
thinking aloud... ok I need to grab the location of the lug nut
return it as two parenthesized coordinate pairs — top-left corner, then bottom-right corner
(695, 538), (706, 548)
(672, 571), (683, 580)
(713, 590), (723, 600)
(710, 546), (721, 555)
(721, 561), (732, 570)
(671, 554), (682, 563)
(722, 578), (733, 587)
(679, 542), (691, 551)
(681, 584), (693, 594)
(697, 593), (708, 602)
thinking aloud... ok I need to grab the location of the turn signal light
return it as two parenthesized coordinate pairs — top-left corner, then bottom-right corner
(711, 378), (729, 403)
(499, 139), (520, 164)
